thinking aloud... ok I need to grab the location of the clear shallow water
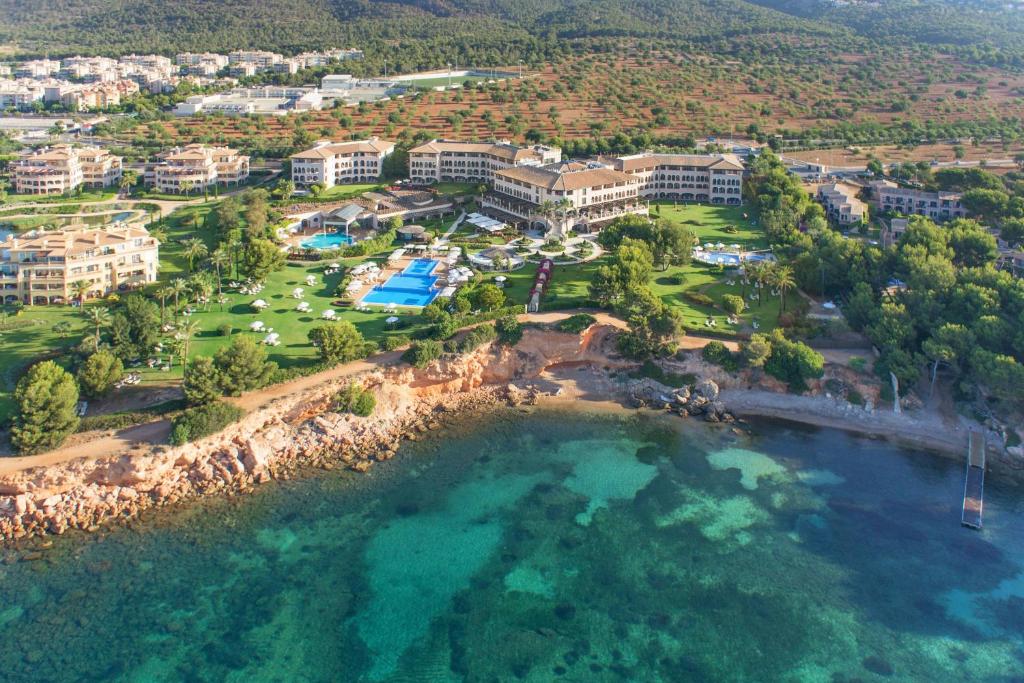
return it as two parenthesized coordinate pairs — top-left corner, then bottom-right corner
(361, 258), (440, 307)
(301, 232), (356, 249)
(2, 408), (1024, 682)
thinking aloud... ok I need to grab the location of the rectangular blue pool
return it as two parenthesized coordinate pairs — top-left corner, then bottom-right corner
(361, 259), (441, 307)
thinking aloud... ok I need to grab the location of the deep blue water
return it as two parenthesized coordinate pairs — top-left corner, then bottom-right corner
(301, 232), (356, 249)
(1, 408), (1023, 682)
(361, 258), (440, 307)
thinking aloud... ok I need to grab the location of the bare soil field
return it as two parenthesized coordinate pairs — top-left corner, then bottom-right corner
(787, 142), (1024, 169)
(132, 43), (1024, 148)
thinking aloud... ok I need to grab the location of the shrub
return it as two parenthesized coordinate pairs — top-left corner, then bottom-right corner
(76, 350), (124, 399)
(664, 274), (685, 285)
(555, 313), (597, 334)
(495, 315), (522, 345)
(11, 361), (80, 454)
(169, 400), (245, 446)
(403, 340), (443, 368)
(721, 294), (745, 315)
(764, 330), (825, 392)
(214, 336), (277, 396)
(380, 334), (410, 351)
(848, 356), (867, 373)
(702, 340), (731, 365)
(430, 314), (458, 340)
(217, 323), (233, 337)
(308, 321), (370, 364)
(684, 291), (714, 307)
(184, 356), (222, 405)
(335, 383), (376, 417)
(458, 323), (497, 353)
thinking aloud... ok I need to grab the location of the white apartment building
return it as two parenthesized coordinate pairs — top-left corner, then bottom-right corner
(175, 52), (230, 77)
(14, 59), (61, 79)
(0, 80), (47, 109)
(482, 160), (647, 238)
(43, 79), (140, 110)
(408, 139), (562, 184)
(148, 144), (250, 193)
(0, 226), (159, 305)
(291, 138), (396, 188)
(294, 49), (364, 68)
(817, 183), (868, 225)
(602, 153), (745, 205)
(12, 145), (122, 195)
(869, 180), (966, 221)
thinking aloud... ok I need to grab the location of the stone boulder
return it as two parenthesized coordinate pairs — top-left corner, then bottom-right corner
(693, 379), (720, 402)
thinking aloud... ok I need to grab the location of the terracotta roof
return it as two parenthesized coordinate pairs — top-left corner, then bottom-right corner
(611, 153), (745, 172)
(495, 161), (636, 191)
(165, 144), (242, 162)
(291, 139), (395, 160)
(408, 139), (550, 162)
(0, 226), (155, 258)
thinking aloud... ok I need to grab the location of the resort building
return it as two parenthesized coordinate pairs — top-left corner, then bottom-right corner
(601, 153), (745, 204)
(12, 145), (123, 195)
(817, 182), (868, 226)
(290, 138), (396, 188)
(881, 217), (909, 248)
(0, 225), (159, 305)
(408, 139), (562, 184)
(482, 160), (646, 238)
(148, 144), (250, 193)
(869, 180), (966, 221)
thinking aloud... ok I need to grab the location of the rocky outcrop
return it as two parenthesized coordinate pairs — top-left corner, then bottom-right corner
(0, 325), (617, 544)
(627, 376), (733, 422)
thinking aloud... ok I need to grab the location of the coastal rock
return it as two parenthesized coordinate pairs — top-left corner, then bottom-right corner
(693, 379), (720, 402)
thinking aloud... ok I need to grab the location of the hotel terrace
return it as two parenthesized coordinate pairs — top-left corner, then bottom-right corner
(869, 180), (966, 221)
(147, 144), (250, 193)
(12, 145), (122, 195)
(601, 153), (745, 204)
(482, 160), (647, 238)
(0, 226), (159, 305)
(407, 139), (562, 184)
(290, 138), (396, 188)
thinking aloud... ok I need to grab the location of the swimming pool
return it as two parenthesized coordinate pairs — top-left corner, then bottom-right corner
(694, 250), (773, 266)
(361, 258), (441, 307)
(301, 233), (355, 249)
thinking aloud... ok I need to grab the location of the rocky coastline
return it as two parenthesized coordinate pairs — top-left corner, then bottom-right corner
(0, 322), (1014, 548)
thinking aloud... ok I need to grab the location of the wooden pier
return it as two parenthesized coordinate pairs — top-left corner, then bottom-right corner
(961, 431), (986, 530)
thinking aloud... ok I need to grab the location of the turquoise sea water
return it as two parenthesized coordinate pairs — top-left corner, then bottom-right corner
(2, 408), (1024, 682)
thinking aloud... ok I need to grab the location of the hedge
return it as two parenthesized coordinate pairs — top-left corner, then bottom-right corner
(169, 401), (245, 446)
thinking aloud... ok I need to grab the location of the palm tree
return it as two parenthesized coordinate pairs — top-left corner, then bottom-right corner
(182, 238), (208, 273)
(772, 265), (796, 313)
(71, 279), (91, 306)
(169, 278), (188, 322)
(156, 285), (171, 325)
(180, 180), (194, 197)
(189, 273), (214, 311)
(51, 321), (72, 339)
(224, 233), (242, 279)
(148, 226), (167, 244)
(536, 199), (557, 235)
(209, 248), (229, 309)
(176, 320), (201, 366)
(119, 170), (138, 196)
(84, 306), (112, 346)
(555, 198), (575, 238)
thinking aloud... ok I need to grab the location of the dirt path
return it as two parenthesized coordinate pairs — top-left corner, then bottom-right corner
(0, 311), (819, 474)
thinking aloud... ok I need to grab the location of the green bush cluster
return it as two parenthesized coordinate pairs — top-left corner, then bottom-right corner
(335, 383), (377, 417)
(555, 314), (597, 334)
(169, 400), (245, 446)
(403, 340), (443, 368)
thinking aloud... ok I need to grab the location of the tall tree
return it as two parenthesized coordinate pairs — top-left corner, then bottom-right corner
(11, 361), (79, 454)
(83, 306), (112, 347)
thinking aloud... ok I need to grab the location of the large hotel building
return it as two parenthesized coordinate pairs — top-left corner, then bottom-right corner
(601, 153), (745, 204)
(12, 145), (123, 195)
(290, 138), (396, 189)
(0, 226), (159, 305)
(147, 144), (250, 193)
(868, 180), (966, 221)
(482, 160), (648, 237)
(407, 139), (562, 184)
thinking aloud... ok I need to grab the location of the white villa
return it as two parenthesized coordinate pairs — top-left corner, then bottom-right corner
(290, 138), (396, 188)
(601, 153), (745, 204)
(147, 144), (250, 193)
(12, 145), (123, 195)
(408, 139), (561, 184)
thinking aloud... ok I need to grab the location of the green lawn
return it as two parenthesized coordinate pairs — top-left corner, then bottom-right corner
(0, 308), (89, 423)
(650, 202), (767, 250)
(310, 183), (387, 202)
(2, 190), (117, 205)
(432, 182), (479, 196)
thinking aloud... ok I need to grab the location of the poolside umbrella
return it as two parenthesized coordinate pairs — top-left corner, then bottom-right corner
(263, 332), (279, 344)
(495, 276), (507, 287)
(306, 275), (317, 286)
(329, 263), (340, 269)
(385, 316), (400, 326)
(292, 287), (304, 298)
(251, 299), (268, 310)
(249, 321), (265, 331)
(322, 310), (336, 319)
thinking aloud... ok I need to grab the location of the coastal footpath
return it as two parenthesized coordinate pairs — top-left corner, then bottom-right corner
(0, 322), (1006, 545)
